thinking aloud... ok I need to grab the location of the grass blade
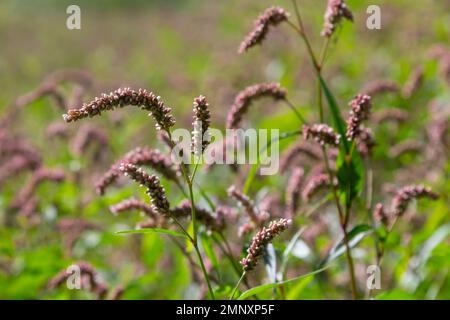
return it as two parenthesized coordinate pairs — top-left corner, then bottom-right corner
(237, 266), (329, 300)
(116, 228), (188, 238)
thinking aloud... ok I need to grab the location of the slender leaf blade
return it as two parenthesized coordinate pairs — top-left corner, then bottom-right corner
(237, 266), (328, 300)
(116, 228), (188, 238)
(320, 224), (373, 267)
(318, 75), (348, 151)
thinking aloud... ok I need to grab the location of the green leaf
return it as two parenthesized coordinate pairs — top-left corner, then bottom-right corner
(116, 228), (188, 238)
(237, 267), (328, 300)
(336, 147), (364, 205)
(320, 224), (373, 267)
(286, 276), (314, 300)
(200, 233), (219, 271)
(376, 226), (388, 243)
(186, 221), (194, 253)
(319, 75), (364, 205)
(416, 223), (450, 267)
(318, 75), (348, 151)
(280, 227), (306, 275)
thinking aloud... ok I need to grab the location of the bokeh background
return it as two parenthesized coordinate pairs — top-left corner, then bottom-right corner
(0, 0), (449, 299)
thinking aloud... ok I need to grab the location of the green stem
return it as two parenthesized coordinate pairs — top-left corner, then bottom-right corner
(213, 235), (239, 276)
(230, 272), (246, 300)
(284, 99), (307, 124)
(368, 216), (399, 299)
(195, 181), (216, 211)
(187, 181), (197, 243)
(190, 156), (201, 182)
(166, 129), (214, 299)
(319, 37), (331, 67)
(194, 243), (216, 300)
(290, 0), (319, 70)
(287, 2), (358, 298)
(302, 193), (332, 217)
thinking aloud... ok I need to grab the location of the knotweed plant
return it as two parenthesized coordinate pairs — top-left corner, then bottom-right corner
(225, 0), (441, 300)
(36, 0), (445, 301)
(63, 88), (222, 299)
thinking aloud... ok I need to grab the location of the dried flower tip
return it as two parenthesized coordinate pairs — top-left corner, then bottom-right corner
(372, 108), (409, 124)
(95, 147), (179, 195)
(402, 67), (424, 99)
(361, 80), (399, 96)
(119, 163), (170, 215)
(240, 218), (291, 272)
(392, 185), (439, 217)
(227, 83), (287, 129)
(63, 87), (175, 131)
(346, 94), (372, 140)
(238, 6), (289, 54)
(191, 95), (211, 154)
(303, 124), (341, 147)
(228, 185), (267, 225)
(321, 0), (353, 37)
(373, 203), (389, 227)
(109, 198), (157, 219)
(286, 167), (304, 218)
(302, 173), (336, 202)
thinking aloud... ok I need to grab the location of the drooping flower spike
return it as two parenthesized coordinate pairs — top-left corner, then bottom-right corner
(286, 167), (304, 218)
(227, 83), (287, 129)
(238, 7), (290, 54)
(346, 94), (372, 141)
(240, 218), (291, 272)
(321, 0), (353, 38)
(302, 173), (336, 202)
(119, 163), (171, 216)
(95, 147), (179, 195)
(391, 185), (439, 217)
(303, 124), (341, 147)
(63, 87), (175, 131)
(228, 185), (268, 225)
(361, 80), (399, 96)
(191, 95), (211, 154)
(109, 197), (157, 219)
